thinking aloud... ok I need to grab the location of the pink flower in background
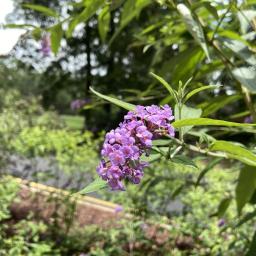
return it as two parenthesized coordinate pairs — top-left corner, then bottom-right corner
(70, 99), (91, 111)
(40, 34), (51, 57)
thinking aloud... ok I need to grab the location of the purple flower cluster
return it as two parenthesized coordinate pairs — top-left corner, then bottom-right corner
(97, 105), (175, 190)
(40, 34), (51, 57)
(70, 99), (91, 110)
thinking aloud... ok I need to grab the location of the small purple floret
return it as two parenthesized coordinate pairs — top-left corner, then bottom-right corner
(97, 104), (175, 190)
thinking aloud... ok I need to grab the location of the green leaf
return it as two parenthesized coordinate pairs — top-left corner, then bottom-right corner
(185, 85), (219, 102)
(174, 104), (202, 134)
(237, 10), (256, 34)
(90, 87), (135, 111)
(246, 230), (256, 256)
(171, 155), (198, 169)
(79, 178), (108, 194)
(98, 6), (110, 42)
(140, 152), (162, 163)
(232, 67), (256, 93)
(224, 39), (256, 65)
(4, 24), (36, 29)
(173, 118), (256, 129)
(50, 23), (63, 55)
(67, 0), (104, 37)
(200, 94), (242, 117)
(150, 72), (177, 102)
(211, 141), (256, 167)
(23, 4), (59, 18)
(236, 165), (256, 215)
(196, 158), (222, 186)
(235, 208), (256, 228)
(109, 0), (151, 45)
(177, 3), (210, 60)
(214, 197), (232, 218)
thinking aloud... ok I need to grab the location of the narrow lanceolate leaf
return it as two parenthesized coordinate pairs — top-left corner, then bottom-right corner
(232, 67), (256, 94)
(90, 87), (135, 111)
(79, 178), (108, 194)
(150, 72), (177, 102)
(215, 197), (232, 218)
(50, 23), (63, 55)
(172, 118), (256, 129)
(236, 165), (256, 215)
(177, 3), (210, 60)
(185, 85), (219, 102)
(211, 141), (256, 167)
(23, 4), (59, 18)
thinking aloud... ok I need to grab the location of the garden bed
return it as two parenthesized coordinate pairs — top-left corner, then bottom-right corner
(9, 176), (124, 227)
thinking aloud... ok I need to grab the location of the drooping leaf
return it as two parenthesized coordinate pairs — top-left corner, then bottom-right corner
(23, 4), (59, 18)
(185, 85), (219, 102)
(232, 67), (256, 93)
(98, 6), (110, 42)
(236, 165), (256, 215)
(90, 87), (135, 111)
(173, 118), (256, 129)
(211, 141), (256, 167)
(79, 178), (108, 194)
(171, 155), (198, 169)
(196, 158), (222, 186)
(177, 3), (210, 60)
(50, 23), (63, 55)
(174, 104), (202, 134)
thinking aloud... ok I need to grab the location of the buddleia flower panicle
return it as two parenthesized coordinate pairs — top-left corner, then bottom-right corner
(97, 104), (175, 190)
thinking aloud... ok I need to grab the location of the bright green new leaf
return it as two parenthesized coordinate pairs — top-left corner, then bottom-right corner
(236, 165), (256, 215)
(90, 87), (135, 111)
(79, 178), (108, 194)
(185, 85), (218, 102)
(23, 4), (59, 18)
(50, 23), (63, 55)
(232, 67), (256, 93)
(98, 6), (110, 42)
(177, 3), (210, 60)
(211, 141), (256, 167)
(173, 118), (256, 129)
(174, 104), (202, 134)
